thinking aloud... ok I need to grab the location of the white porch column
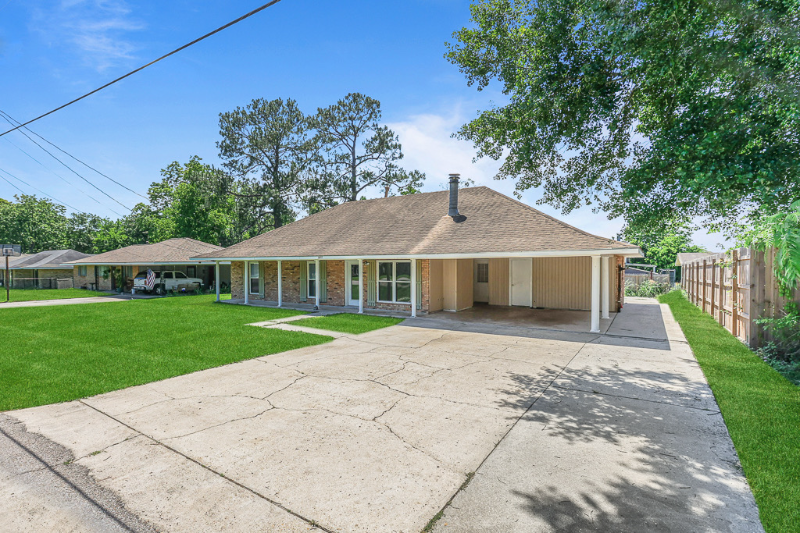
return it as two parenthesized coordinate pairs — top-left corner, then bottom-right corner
(277, 260), (283, 307)
(410, 258), (417, 318)
(358, 258), (364, 314)
(243, 261), (249, 305)
(214, 261), (220, 302)
(601, 255), (610, 319)
(315, 259), (321, 309)
(590, 255), (601, 333)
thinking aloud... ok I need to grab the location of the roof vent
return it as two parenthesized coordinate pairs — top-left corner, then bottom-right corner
(448, 174), (467, 222)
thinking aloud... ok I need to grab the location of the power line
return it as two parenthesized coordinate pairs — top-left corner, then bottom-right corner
(0, 135), (107, 209)
(0, 0), (284, 137)
(0, 167), (81, 212)
(0, 173), (25, 195)
(0, 113), (132, 211)
(0, 109), (148, 201)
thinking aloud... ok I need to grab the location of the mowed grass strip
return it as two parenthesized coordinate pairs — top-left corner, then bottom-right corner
(1, 288), (108, 303)
(0, 295), (331, 411)
(659, 291), (800, 532)
(291, 313), (405, 334)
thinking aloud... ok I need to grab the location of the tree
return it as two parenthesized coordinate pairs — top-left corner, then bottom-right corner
(66, 212), (107, 253)
(622, 221), (706, 271)
(0, 195), (68, 253)
(742, 201), (800, 292)
(218, 98), (312, 230)
(446, 0), (800, 232)
(313, 93), (425, 202)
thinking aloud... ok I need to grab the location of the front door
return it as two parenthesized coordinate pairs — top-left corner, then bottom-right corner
(474, 260), (489, 303)
(510, 258), (532, 307)
(346, 261), (361, 306)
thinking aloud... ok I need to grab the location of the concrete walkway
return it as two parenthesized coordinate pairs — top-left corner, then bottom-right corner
(0, 296), (124, 309)
(0, 298), (761, 532)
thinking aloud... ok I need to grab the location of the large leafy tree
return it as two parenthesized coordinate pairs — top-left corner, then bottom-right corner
(66, 212), (107, 253)
(313, 93), (425, 202)
(622, 221), (706, 271)
(218, 98), (312, 229)
(447, 0), (799, 232)
(0, 195), (68, 253)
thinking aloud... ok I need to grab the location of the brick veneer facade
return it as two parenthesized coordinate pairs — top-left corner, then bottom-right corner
(229, 259), (430, 313)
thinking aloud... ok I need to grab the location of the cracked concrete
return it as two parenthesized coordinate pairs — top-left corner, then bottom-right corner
(2, 298), (762, 532)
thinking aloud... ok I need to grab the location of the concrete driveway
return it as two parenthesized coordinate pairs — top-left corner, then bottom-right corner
(1, 298), (761, 532)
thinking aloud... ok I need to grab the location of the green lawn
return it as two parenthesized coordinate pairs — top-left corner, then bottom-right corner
(1, 288), (108, 303)
(659, 291), (800, 532)
(291, 313), (405, 334)
(0, 295), (330, 411)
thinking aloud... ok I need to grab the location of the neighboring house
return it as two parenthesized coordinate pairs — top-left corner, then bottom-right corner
(193, 176), (642, 332)
(0, 253), (30, 287)
(65, 238), (231, 292)
(4, 250), (93, 289)
(675, 252), (712, 282)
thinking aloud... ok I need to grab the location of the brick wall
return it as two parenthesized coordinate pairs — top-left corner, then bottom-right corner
(73, 266), (94, 289)
(39, 269), (73, 280)
(231, 261), (244, 299)
(232, 258), (430, 314)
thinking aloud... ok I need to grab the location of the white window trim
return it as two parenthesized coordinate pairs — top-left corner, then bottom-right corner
(249, 262), (259, 294)
(377, 260), (412, 305)
(307, 261), (317, 298)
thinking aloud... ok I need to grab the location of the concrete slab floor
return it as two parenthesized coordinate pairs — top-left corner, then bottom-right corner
(1, 299), (761, 532)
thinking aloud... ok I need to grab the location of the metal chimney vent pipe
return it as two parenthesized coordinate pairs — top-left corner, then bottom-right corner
(448, 174), (460, 217)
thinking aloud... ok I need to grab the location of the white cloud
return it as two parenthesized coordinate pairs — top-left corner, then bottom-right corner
(32, 0), (144, 71)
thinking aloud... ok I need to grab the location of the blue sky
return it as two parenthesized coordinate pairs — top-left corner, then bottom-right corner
(0, 0), (725, 249)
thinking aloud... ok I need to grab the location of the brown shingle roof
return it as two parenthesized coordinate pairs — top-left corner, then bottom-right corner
(68, 238), (223, 265)
(194, 187), (639, 260)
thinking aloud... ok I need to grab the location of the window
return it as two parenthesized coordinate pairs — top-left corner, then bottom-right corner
(249, 263), (259, 294)
(175, 272), (187, 279)
(187, 266), (196, 278)
(476, 263), (489, 283)
(307, 262), (316, 298)
(163, 272), (173, 279)
(78, 266), (87, 277)
(377, 261), (412, 303)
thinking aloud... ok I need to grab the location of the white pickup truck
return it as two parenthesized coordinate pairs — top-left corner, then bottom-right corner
(133, 270), (204, 294)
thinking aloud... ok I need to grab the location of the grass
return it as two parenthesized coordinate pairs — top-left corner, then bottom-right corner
(0, 288), (108, 303)
(0, 295), (331, 411)
(658, 291), (800, 532)
(291, 313), (405, 334)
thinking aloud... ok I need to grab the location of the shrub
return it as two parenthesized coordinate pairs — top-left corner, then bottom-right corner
(625, 279), (671, 297)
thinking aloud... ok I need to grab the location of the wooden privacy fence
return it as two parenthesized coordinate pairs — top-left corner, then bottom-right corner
(682, 247), (799, 349)
(626, 273), (671, 288)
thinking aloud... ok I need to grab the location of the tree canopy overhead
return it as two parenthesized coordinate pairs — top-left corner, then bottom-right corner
(447, 0), (800, 232)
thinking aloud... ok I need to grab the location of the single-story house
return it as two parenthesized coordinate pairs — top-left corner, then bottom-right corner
(2, 249), (93, 289)
(65, 238), (231, 292)
(0, 253), (29, 287)
(193, 176), (642, 332)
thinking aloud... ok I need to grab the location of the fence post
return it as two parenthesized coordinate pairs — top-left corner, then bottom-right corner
(702, 259), (708, 313)
(749, 249), (766, 349)
(695, 262), (700, 306)
(732, 249), (739, 338)
(718, 260), (725, 325)
(710, 259), (717, 319)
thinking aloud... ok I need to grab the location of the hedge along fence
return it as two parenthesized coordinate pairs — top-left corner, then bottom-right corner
(625, 272), (671, 288)
(682, 248), (800, 349)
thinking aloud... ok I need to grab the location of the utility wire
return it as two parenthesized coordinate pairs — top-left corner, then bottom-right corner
(0, 110), (148, 200)
(0, 0), (284, 137)
(0, 167), (81, 212)
(0, 113), (131, 211)
(0, 134), (114, 214)
(0, 173), (25, 195)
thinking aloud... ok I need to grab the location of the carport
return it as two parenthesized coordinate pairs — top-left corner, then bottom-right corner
(64, 238), (231, 293)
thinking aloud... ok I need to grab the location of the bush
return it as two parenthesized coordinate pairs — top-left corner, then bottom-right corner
(625, 279), (671, 297)
(756, 303), (800, 386)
